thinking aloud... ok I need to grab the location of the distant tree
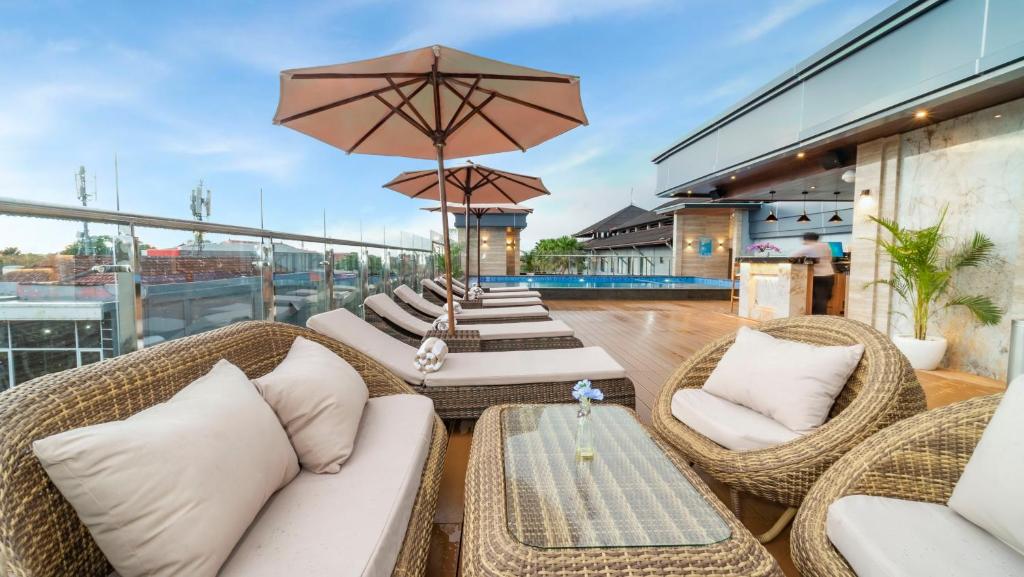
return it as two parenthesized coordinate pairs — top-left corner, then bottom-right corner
(433, 243), (463, 278)
(336, 252), (359, 272)
(531, 236), (584, 273)
(1, 247), (20, 256)
(62, 235), (113, 256)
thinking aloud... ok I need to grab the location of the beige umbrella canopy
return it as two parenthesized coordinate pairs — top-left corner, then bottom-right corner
(421, 203), (533, 283)
(273, 44), (586, 332)
(388, 162), (548, 286)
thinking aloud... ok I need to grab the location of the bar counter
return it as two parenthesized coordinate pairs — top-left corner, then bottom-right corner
(735, 257), (815, 321)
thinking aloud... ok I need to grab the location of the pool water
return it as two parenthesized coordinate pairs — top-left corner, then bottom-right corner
(477, 275), (735, 290)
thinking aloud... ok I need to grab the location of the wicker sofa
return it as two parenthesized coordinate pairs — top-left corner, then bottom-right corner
(651, 316), (926, 541)
(0, 321), (447, 577)
(790, 393), (1005, 576)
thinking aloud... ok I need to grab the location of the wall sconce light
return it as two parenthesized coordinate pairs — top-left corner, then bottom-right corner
(686, 240), (693, 248)
(859, 188), (873, 209)
(717, 239), (725, 247)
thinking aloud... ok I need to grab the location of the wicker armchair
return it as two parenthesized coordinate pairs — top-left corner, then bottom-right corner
(651, 316), (925, 541)
(0, 321), (447, 577)
(791, 394), (1001, 576)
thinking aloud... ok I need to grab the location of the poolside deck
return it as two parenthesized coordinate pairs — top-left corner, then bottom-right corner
(426, 300), (1006, 577)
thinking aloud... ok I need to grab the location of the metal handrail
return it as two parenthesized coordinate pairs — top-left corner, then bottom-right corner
(0, 197), (432, 253)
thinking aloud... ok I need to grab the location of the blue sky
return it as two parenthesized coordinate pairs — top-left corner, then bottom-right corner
(0, 0), (891, 252)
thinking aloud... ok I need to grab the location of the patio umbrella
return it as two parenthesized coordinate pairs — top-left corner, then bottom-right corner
(273, 45), (586, 333)
(387, 162), (548, 287)
(421, 203), (534, 283)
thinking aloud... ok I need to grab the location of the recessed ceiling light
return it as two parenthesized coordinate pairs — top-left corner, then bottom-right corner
(686, 189), (693, 195)
(796, 152), (806, 159)
(914, 110), (928, 119)
(730, 175), (736, 180)
(995, 114), (1003, 119)
(810, 185), (816, 189)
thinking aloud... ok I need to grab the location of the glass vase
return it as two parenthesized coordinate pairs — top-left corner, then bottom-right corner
(575, 398), (594, 460)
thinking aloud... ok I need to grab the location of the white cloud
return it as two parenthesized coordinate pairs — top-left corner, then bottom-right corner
(735, 0), (827, 44)
(392, 0), (665, 49)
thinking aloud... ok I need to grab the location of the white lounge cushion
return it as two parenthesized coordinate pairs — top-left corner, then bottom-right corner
(33, 360), (299, 577)
(307, 308), (424, 386)
(486, 285), (530, 292)
(480, 296), (543, 307)
(220, 394), (435, 577)
(457, 305), (548, 319)
(477, 290), (541, 299)
(395, 284), (445, 317)
(474, 320), (574, 340)
(703, 326), (864, 433)
(670, 389), (801, 451)
(423, 346), (625, 387)
(254, 337), (369, 473)
(365, 293), (432, 335)
(949, 376), (1024, 555)
(827, 495), (1024, 577)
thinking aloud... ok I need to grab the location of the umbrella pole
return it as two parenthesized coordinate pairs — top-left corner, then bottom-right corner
(476, 211), (481, 281)
(464, 193), (472, 289)
(434, 144), (457, 336)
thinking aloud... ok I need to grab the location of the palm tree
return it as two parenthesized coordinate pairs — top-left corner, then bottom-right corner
(869, 209), (1002, 340)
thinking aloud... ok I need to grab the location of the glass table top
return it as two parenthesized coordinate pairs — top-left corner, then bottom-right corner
(502, 404), (731, 549)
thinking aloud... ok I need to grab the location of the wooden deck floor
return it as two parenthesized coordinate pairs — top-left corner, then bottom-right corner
(426, 300), (1006, 577)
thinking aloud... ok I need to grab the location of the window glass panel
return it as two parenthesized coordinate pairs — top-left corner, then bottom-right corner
(331, 246), (362, 314)
(77, 320), (102, 348)
(12, 350), (77, 385)
(272, 240), (326, 327)
(0, 352), (9, 392)
(80, 351), (102, 365)
(10, 321), (77, 348)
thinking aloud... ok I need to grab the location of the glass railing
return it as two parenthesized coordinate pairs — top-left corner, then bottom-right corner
(521, 253), (674, 276)
(0, 198), (436, 389)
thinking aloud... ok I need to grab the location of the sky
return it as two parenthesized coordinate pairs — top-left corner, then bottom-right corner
(0, 0), (892, 253)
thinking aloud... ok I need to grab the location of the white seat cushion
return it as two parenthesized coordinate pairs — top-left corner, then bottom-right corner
(33, 360), (299, 577)
(423, 346), (625, 387)
(949, 376), (1024, 555)
(480, 297), (543, 307)
(670, 389), (801, 451)
(220, 394), (434, 577)
(827, 495), (1024, 577)
(703, 326), (864, 433)
(474, 320), (574, 340)
(395, 284), (445, 317)
(477, 290), (541, 299)
(365, 293), (432, 335)
(307, 308), (424, 386)
(254, 337), (369, 473)
(457, 305), (548, 319)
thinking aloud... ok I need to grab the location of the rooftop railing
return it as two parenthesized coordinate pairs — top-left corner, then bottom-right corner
(0, 197), (437, 389)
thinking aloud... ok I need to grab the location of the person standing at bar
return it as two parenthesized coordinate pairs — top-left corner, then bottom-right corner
(791, 232), (835, 315)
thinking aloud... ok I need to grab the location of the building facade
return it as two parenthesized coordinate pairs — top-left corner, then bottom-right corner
(454, 212), (527, 277)
(573, 205), (674, 276)
(652, 0), (1024, 379)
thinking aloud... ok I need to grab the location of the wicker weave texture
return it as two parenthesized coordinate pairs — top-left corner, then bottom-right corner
(461, 405), (783, 577)
(0, 321), (447, 577)
(651, 316), (926, 507)
(417, 378), (635, 420)
(790, 393), (1001, 577)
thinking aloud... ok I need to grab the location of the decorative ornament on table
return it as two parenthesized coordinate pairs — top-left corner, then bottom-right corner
(746, 242), (781, 257)
(572, 379), (604, 460)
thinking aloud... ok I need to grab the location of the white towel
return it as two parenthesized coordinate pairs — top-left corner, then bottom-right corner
(467, 286), (485, 301)
(444, 301), (463, 314)
(431, 314), (454, 331)
(414, 338), (448, 373)
(416, 337), (438, 361)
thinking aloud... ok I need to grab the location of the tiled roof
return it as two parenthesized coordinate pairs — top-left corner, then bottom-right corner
(580, 226), (673, 249)
(572, 205), (651, 237)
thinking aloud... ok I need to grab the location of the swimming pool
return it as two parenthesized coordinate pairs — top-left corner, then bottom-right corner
(476, 275), (735, 299)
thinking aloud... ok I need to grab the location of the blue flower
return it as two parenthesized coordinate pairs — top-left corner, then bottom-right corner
(572, 379), (603, 401)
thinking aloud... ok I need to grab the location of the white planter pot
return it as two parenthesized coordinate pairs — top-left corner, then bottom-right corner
(893, 335), (948, 370)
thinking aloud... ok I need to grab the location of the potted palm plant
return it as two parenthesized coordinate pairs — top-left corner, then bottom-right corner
(869, 209), (1003, 369)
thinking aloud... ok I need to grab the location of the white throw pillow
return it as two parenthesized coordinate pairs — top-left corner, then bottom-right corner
(254, 337), (369, 474)
(32, 360), (299, 577)
(702, 326), (864, 433)
(948, 376), (1024, 555)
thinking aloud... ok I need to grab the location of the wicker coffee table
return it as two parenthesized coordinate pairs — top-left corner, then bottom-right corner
(461, 404), (782, 577)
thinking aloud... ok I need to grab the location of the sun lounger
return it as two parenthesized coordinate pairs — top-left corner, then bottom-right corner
(451, 277), (528, 293)
(363, 293), (581, 351)
(440, 278), (540, 299)
(394, 285), (550, 324)
(421, 279), (545, 308)
(307, 308), (635, 419)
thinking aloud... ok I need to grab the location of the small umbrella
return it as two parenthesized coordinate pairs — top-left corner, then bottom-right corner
(273, 45), (586, 333)
(421, 203), (533, 283)
(387, 162), (548, 287)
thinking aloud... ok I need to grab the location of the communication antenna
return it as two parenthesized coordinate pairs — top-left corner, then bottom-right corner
(74, 166), (98, 255)
(190, 180), (212, 251)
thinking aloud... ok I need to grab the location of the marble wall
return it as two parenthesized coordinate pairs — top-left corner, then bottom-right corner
(848, 98), (1024, 379)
